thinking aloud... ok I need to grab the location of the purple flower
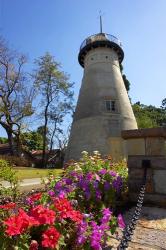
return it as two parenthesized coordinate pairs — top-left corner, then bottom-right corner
(109, 171), (117, 177)
(93, 180), (99, 189)
(96, 190), (102, 200)
(64, 178), (72, 185)
(55, 181), (62, 191)
(98, 169), (107, 175)
(77, 235), (87, 245)
(113, 176), (122, 192)
(85, 188), (91, 200)
(118, 214), (125, 229)
(77, 221), (88, 245)
(104, 181), (111, 191)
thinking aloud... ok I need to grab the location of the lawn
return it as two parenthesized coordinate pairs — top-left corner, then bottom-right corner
(13, 167), (63, 180)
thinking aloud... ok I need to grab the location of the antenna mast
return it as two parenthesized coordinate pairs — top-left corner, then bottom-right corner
(100, 14), (103, 33)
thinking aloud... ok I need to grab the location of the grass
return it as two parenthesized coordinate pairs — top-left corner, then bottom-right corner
(13, 167), (63, 180)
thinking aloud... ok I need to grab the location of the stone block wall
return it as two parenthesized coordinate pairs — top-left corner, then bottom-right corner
(122, 127), (166, 207)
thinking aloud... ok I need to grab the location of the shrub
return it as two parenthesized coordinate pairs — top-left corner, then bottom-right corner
(0, 159), (19, 202)
(0, 154), (31, 167)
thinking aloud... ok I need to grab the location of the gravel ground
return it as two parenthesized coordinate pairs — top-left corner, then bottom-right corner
(108, 206), (166, 250)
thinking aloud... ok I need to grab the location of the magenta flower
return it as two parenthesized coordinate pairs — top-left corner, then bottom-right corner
(48, 190), (55, 197)
(86, 172), (94, 180)
(118, 214), (125, 229)
(101, 208), (112, 224)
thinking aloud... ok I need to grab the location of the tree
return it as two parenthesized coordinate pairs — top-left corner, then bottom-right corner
(161, 98), (166, 111)
(132, 100), (166, 128)
(34, 53), (74, 167)
(20, 130), (43, 151)
(0, 137), (8, 144)
(120, 64), (130, 92)
(0, 37), (34, 155)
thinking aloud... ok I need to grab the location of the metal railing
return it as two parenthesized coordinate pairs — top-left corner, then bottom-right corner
(80, 33), (122, 50)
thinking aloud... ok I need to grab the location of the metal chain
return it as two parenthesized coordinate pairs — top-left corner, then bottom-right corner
(117, 166), (148, 250)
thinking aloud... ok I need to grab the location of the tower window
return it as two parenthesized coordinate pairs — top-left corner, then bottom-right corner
(105, 100), (116, 112)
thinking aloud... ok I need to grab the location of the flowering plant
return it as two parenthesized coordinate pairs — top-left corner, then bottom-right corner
(0, 152), (126, 249)
(50, 151), (128, 211)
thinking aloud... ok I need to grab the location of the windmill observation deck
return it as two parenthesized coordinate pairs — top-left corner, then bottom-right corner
(78, 33), (124, 67)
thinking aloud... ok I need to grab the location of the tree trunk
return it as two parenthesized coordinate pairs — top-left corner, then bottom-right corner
(7, 130), (15, 155)
(42, 103), (49, 168)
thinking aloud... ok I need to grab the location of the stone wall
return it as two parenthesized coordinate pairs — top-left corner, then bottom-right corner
(122, 127), (166, 206)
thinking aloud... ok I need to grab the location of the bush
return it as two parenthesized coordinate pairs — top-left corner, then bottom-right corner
(0, 155), (31, 167)
(0, 159), (19, 202)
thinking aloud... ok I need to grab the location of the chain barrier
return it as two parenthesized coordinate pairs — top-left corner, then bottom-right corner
(117, 161), (150, 250)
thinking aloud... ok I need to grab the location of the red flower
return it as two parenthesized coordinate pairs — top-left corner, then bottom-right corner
(0, 202), (16, 210)
(26, 193), (42, 204)
(29, 240), (39, 250)
(42, 227), (60, 249)
(67, 210), (83, 223)
(4, 209), (38, 236)
(30, 205), (55, 225)
(54, 197), (83, 223)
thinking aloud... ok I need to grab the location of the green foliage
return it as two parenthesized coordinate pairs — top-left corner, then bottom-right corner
(20, 130), (43, 151)
(0, 159), (19, 201)
(120, 64), (130, 92)
(0, 137), (8, 144)
(133, 100), (166, 128)
(34, 52), (74, 167)
(161, 98), (166, 110)
(122, 74), (130, 92)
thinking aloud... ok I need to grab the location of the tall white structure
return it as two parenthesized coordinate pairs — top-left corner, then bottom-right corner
(66, 30), (137, 161)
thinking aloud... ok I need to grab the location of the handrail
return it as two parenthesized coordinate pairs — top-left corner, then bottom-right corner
(80, 33), (122, 50)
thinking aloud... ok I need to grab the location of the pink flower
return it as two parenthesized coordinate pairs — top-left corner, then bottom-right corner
(29, 240), (39, 250)
(95, 174), (100, 181)
(117, 214), (125, 229)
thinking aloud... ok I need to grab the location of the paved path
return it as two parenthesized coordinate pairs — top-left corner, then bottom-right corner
(0, 178), (47, 188)
(109, 206), (166, 249)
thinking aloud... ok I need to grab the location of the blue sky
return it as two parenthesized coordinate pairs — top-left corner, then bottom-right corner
(0, 0), (166, 137)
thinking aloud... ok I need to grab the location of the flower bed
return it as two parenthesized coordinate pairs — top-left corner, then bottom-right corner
(0, 151), (127, 249)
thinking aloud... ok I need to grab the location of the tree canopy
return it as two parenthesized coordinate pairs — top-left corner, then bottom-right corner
(0, 37), (34, 155)
(132, 100), (166, 128)
(33, 53), (74, 167)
